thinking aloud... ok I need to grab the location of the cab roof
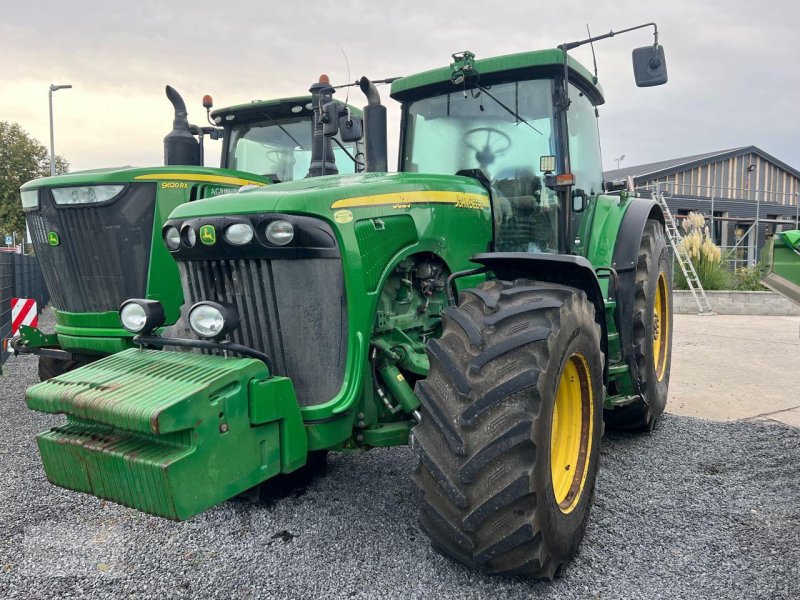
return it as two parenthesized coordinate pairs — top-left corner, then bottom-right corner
(211, 96), (362, 125)
(390, 48), (604, 105)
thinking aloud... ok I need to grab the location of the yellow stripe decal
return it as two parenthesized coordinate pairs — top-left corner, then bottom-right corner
(133, 173), (267, 186)
(330, 190), (489, 210)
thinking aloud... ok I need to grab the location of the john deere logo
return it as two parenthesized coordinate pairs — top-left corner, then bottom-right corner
(199, 225), (216, 245)
(47, 231), (60, 246)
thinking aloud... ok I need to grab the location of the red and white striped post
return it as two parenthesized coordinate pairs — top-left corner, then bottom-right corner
(11, 298), (38, 335)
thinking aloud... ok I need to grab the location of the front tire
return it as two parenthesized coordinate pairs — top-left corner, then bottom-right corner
(38, 355), (86, 382)
(413, 280), (604, 579)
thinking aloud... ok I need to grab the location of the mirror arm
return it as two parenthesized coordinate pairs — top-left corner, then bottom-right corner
(560, 22), (658, 53)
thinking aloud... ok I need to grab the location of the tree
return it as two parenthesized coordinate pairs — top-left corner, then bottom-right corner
(0, 121), (69, 243)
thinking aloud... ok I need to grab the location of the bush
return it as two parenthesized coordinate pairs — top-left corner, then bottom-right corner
(731, 267), (766, 291)
(673, 212), (730, 290)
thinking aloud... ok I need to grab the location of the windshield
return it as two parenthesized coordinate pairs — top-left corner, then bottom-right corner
(227, 117), (360, 181)
(402, 79), (561, 253)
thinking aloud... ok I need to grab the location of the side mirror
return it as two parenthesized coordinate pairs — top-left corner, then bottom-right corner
(632, 45), (668, 87)
(339, 114), (363, 143)
(321, 102), (339, 137)
(572, 189), (587, 213)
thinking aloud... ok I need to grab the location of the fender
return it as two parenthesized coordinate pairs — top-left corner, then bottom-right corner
(469, 252), (608, 382)
(610, 197), (665, 389)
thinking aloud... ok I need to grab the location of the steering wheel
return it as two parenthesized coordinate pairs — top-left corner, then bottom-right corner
(264, 149), (293, 164)
(465, 127), (512, 171)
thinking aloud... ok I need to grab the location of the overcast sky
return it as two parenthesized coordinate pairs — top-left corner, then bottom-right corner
(2, 0), (798, 174)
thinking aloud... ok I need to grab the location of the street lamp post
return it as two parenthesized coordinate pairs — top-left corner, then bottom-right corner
(49, 83), (72, 175)
(614, 154), (625, 170)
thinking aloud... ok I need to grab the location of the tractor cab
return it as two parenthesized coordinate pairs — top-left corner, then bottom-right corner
(213, 95), (364, 181)
(392, 41), (665, 257)
(392, 50), (604, 256)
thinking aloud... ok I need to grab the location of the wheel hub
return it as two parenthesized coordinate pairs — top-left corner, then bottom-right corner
(550, 353), (593, 514)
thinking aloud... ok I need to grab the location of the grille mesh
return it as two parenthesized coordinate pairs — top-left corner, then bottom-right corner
(25, 185), (155, 313)
(180, 257), (348, 407)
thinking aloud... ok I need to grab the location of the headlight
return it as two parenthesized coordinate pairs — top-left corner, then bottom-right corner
(265, 220), (294, 245)
(188, 301), (240, 339)
(182, 225), (196, 247)
(224, 223), (254, 245)
(20, 189), (39, 209)
(51, 185), (124, 205)
(164, 226), (181, 250)
(119, 299), (165, 334)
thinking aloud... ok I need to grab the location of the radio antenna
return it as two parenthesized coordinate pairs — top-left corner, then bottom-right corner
(341, 47), (351, 104)
(587, 24), (599, 78)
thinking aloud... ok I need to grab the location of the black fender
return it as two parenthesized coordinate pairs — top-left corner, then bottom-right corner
(469, 252), (608, 383)
(610, 197), (666, 392)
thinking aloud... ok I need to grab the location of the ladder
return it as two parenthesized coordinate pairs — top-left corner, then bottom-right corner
(654, 192), (714, 315)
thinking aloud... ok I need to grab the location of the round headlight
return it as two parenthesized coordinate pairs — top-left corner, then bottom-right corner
(183, 225), (196, 247)
(224, 223), (254, 246)
(119, 299), (165, 334)
(164, 226), (180, 250)
(120, 303), (147, 332)
(265, 220), (294, 246)
(189, 304), (224, 338)
(188, 301), (240, 339)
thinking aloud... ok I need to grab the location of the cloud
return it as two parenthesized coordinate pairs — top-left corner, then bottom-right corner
(2, 0), (799, 172)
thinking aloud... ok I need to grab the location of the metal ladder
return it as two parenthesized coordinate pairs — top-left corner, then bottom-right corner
(654, 192), (714, 315)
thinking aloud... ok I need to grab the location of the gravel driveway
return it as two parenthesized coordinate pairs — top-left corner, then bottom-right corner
(1, 315), (799, 599)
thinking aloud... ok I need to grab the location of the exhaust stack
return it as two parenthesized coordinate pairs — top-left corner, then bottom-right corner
(359, 77), (387, 173)
(163, 85), (201, 166)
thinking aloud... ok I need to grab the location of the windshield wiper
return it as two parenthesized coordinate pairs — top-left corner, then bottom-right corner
(474, 84), (543, 135)
(262, 113), (305, 149)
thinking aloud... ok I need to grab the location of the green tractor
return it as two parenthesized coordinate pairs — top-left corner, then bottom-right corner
(760, 230), (800, 306)
(13, 79), (363, 380)
(25, 26), (672, 579)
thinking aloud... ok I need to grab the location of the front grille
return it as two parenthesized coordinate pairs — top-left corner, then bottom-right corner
(26, 184), (156, 313)
(180, 257), (348, 407)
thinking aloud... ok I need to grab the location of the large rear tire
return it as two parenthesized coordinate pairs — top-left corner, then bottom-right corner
(413, 279), (604, 579)
(606, 219), (673, 431)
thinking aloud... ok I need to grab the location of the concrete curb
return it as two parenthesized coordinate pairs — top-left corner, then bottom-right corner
(673, 290), (800, 315)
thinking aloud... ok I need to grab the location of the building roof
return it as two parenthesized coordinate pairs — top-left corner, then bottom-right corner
(603, 145), (800, 183)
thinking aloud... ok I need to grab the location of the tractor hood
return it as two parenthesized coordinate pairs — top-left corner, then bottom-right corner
(168, 172), (491, 221)
(20, 165), (272, 191)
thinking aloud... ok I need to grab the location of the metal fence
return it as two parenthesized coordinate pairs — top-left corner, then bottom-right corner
(0, 253), (49, 366)
(636, 182), (800, 268)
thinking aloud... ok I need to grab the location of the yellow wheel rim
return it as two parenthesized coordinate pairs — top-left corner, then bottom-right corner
(652, 272), (670, 382)
(550, 353), (594, 515)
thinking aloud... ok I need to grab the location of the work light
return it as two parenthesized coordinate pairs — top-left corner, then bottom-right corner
(20, 189), (39, 210)
(188, 301), (240, 339)
(182, 224), (197, 247)
(164, 226), (181, 250)
(265, 220), (294, 246)
(119, 299), (166, 334)
(51, 185), (124, 205)
(224, 223), (254, 246)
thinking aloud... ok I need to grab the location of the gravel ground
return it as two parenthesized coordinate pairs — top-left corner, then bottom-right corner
(1, 312), (799, 599)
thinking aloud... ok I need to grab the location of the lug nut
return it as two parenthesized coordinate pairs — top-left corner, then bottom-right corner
(219, 423), (229, 433)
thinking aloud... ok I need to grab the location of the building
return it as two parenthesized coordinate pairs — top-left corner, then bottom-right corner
(604, 146), (800, 265)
